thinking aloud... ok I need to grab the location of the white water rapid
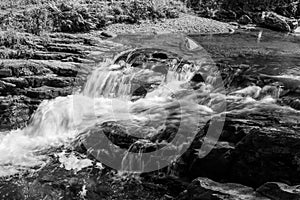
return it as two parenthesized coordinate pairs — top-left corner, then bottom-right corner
(0, 48), (299, 177)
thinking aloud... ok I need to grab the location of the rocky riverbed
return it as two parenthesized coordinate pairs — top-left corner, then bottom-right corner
(0, 29), (299, 200)
(0, 1), (300, 199)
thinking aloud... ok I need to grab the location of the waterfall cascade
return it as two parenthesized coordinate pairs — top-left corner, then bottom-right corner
(0, 45), (298, 177)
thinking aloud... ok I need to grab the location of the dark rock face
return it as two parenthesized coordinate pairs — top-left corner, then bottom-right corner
(257, 182), (300, 200)
(228, 126), (300, 187)
(177, 177), (269, 200)
(178, 110), (300, 187)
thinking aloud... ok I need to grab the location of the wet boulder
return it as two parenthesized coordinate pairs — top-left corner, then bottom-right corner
(257, 182), (300, 200)
(260, 11), (298, 32)
(177, 177), (269, 200)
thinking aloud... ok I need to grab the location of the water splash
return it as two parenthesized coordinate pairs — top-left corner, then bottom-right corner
(0, 41), (298, 177)
(56, 151), (94, 173)
(0, 55), (203, 176)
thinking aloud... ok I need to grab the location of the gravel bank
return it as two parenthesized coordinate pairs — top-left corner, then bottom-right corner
(105, 13), (236, 34)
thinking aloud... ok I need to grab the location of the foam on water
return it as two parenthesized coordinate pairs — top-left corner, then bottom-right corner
(0, 61), (203, 176)
(0, 49), (298, 177)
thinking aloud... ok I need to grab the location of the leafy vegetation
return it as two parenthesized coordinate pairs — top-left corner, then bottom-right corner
(183, 0), (300, 19)
(0, 0), (187, 34)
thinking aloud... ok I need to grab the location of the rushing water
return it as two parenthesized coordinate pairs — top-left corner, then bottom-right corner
(0, 31), (299, 177)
